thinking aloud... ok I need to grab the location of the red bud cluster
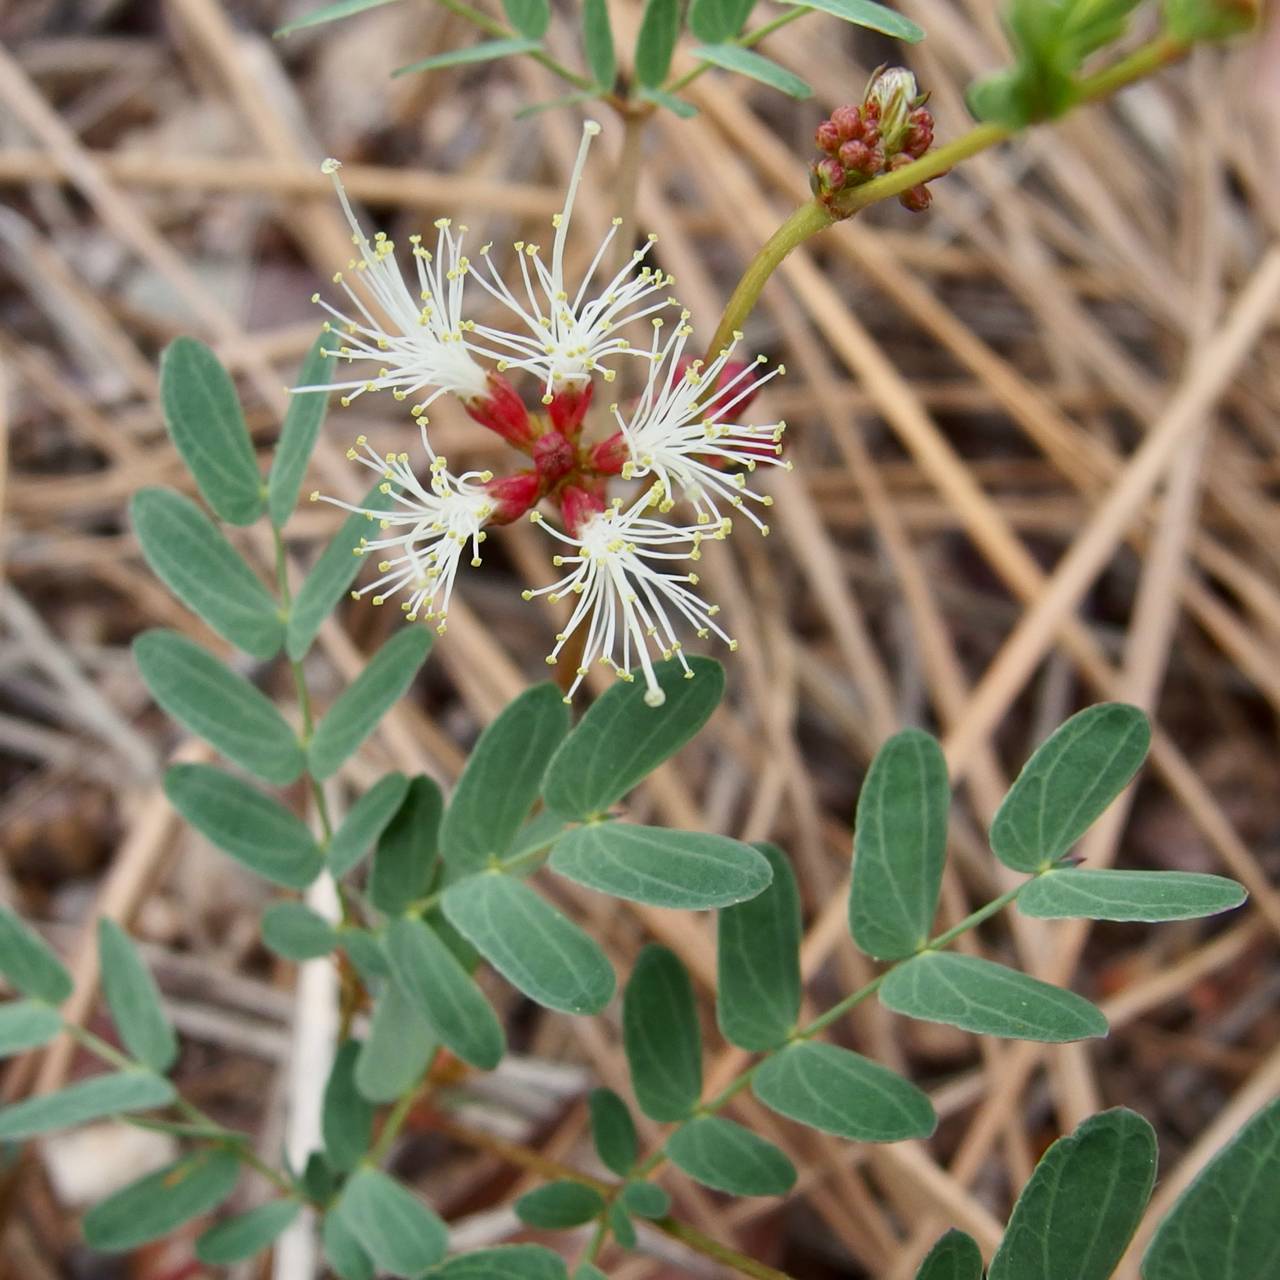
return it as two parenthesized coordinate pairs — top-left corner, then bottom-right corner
(811, 67), (938, 213)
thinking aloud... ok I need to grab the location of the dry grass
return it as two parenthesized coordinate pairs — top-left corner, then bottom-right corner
(1, 1), (1278, 1277)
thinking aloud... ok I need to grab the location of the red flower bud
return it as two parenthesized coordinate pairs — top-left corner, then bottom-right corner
(813, 157), (847, 195)
(815, 120), (842, 154)
(838, 139), (875, 173)
(532, 429), (575, 484)
(899, 184), (933, 213)
(559, 484), (606, 538)
(465, 372), (533, 449)
(588, 430), (629, 476)
(547, 379), (593, 437)
(830, 106), (863, 141)
(483, 470), (541, 524)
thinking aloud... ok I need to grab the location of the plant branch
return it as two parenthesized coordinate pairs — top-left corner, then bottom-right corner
(431, 0), (594, 90)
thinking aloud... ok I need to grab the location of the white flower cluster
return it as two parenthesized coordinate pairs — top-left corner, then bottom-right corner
(302, 122), (789, 706)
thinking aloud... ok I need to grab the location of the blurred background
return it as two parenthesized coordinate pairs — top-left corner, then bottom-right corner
(1, 0), (1278, 1276)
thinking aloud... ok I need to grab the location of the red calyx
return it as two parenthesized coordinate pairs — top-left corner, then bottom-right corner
(465, 372), (534, 450)
(484, 470), (541, 524)
(548, 379), (594, 438)
(588, 430), (629, 476)
(532, 430), (575, 484)
(559, 483), (606, 539)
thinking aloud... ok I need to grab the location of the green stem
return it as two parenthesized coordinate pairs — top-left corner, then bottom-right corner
(665, 7), (808, 95)
(654, 1216), (798, 1280)
(432, 0), (594, 90)
(368, 1071), (432, 1165)
(705, 34), (1189, 358)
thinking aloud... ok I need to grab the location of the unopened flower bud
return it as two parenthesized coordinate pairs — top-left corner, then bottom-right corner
(899, 183), (933, 213)
(466, 372), (534, 449)
(483, 470), (542, 524)
(532, 429), (575, 483)
(838, 139), (876, 175)
(812, 157), (847, 197)
(547, 379), (593, 437)
(815, 120), (842, 154)
(830, 105), (863, 141)
(864, 66), (921, 155)
(558, 483), (606, 538)
(588, 431), (629, 476)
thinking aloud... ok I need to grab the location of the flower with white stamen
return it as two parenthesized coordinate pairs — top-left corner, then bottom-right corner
(615, 319), (789, 533)
(311, 426), (493, 633)
(298, 159), (491, 411)
(469, 121), (676, 400)
(523, 486), (735, 707)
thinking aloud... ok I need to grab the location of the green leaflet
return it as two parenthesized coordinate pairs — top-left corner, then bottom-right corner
(159, 338), (263, 525)
(441, 684), (569, 875)
(635, 0), (681, 87)
(0, 1071), (176, 1140)
(581, 0), (616, 87)
(915, 1230), (984, 1280)
(336, 1168), (448, 1274)
(0, 1001), (63, 1058)
(850, 728), (950, 961)
(356, 980), (438, 1103)
(623, 945), (701, 1122)
(502, 0), (550, 38)
(385, 917), (505, 1070)
(370, 775), (443, 914)
(990, 1108), (1156, 1280)
(308, 626), (432, 779)
(262, 902), (338, 960)
(164, 763), (323, 889)
(753, 1040), (936, 1141)
(880, 951), (1109, 1042)
(551, 822), (771, 909)
(717, 842), (801, 1050)
(97, 919), (178, 1073)
(666, 1115), (796, 1196)
(196, 1200), (301, 1264)
(515, 1180), (606, 1229)
(394, 38), (542, 77)
(276, 0), (403, 38)
(84, 1149), (241, 1252)
(442, 874), (614, 1015)
(328, 773), (410, 877)
(434, 1246), (570, 1279)
(0, 907), (72, 1003)
(689, 0), (748, 41)
(589, 1087), (637, 1176)
(269, 332), (335, 528)
(779, 0), (924, 41)
(131, 492), (282, 659)
(621, 1180), (670, 1217)
(1143, 1097), (1280, 1280)
(689, 44), (812, 98)
(1018, 868), (1246, 921)
(323, 1041), (376, 1172)
(322, 1210), (375, 1280)
(542, 657), (723, 819)
(133, 629), (303, 784)
(990, 703), (1151, 872)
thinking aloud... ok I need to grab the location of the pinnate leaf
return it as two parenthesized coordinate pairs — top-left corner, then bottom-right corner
(197, 1200), (300, 1264)
(442, 874), (614, 1014)
(84, 1150), (240, 1251)
(159, 338), (263, 525)
(0, 1071), (175, 1140)
(165, 763), (322, 889)
(880, 951), (1108, 1042)
(269, 332), (334, 527)
(385, 917), (505, 1070)
(624, 945), (701, 1122)
(542, 657), (723, 819)
(134, 629), (303, 784)
(0, 907), (72, 1003)
(990, 1108), (1155, 1280)
(551, 822), (771, 909)
(991, 703), (1150, 872)
(97, 919), (177, 1072)
(515, 1181), (605, 1229)
(337, 1168), (448, 1274)
(1018, 868), (1245, 921)
(851, 728), (949, 960)
(754, 1040), (936, 1141)
(717, 842), (801, 1050)
(328, 773), (410, 877)
(131, 491), (281, 659)
(442, 684), (569, 874)
(666, 1116), (796, 1196)
(308, 625), (432, 779)
(1142, 1097), (1280, 1280)
(915, 1230), (984, 1280)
